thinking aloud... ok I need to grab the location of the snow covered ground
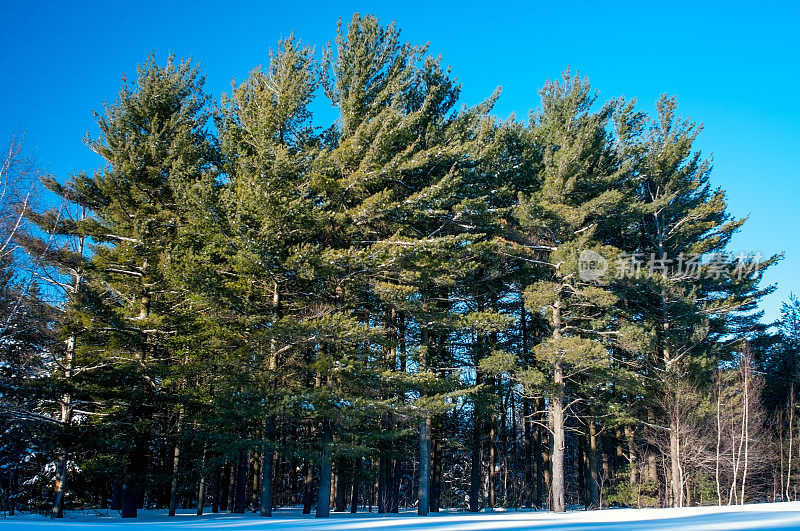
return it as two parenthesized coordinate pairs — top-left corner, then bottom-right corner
(4, 502), (800, 530)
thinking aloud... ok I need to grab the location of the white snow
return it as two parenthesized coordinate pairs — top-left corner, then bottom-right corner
(4, 503), (800, 530)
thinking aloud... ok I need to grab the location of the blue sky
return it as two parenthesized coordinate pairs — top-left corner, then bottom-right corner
(1, 1), (798, 323)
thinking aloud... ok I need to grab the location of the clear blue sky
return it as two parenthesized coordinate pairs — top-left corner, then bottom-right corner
(1, 1), (798, 323)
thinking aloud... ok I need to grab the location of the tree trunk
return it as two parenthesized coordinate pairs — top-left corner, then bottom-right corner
(210, 465), (219, 513)
(587, 421), (600, 509)
(536, 397), (548, 509)
(351, 458), (360, 513)
(51, 433), (68, 518)
(390, 457), (401, 513)
(120, 482), (141, 518)
(578, 432), (586, 507)
(197, 445), (207, 515)
(330, 461), (336, 509)
(110, 482), (121, 511)
(646, 408), (659, 504)
(418, 324), (431, 516)
(523, 398), (534, 508)
(260, 419), (275, 516)
(233, 451), (248, 513)
(740, 350), (751, 504)
(290, 458), (299, 507)
(52, 336), (75, 519)
(431, 417), (442, 512)
(615, 427), (624, 476)
(669, 416), (682, 507)
(716, 372), (724, 506)
(316, 421), (332, 518)
(503, 419), (509, 507)
(539, 409), (550, 509)
(217, 463), (228, 512)
(262, 283), (280, 516)
(302, 459), (314, 514)
(788, 385), (795, 501)
(250, 448), (261, 510)
(418, 417), (431, 515)
(551, 360), (566, 513)
(488, 415), (497, 509)
(625, 424), (638, 505)
(377, 456), (388, 513)
(121, 290), (153, 519)
(550, 298), (566, 513)
(521, 300), (535, 508)
(168, 407), (185, 516)
(335, 459), (348, 512)
(9, 471), (17, 516)
(469, 380), (482, 512)
(52, 238), (83, 518)
(121, 433), (147, 518)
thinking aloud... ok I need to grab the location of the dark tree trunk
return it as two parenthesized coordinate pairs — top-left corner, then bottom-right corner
(430, 417), (443, 512)
(418, 416), (431, 515)
(250, 454), (260, 512)
(541, 417), (552, 509)
(227, 461), (236, 512)
(52, 448), (67, 518)
(211, 465), (220, 513)
(418, 325), (431, 516)
(5, 471), (17, 516)
(233, 453), (248, 513)
(99, 483), (108, 509)
(110, 482), (122, 511)
(377, 456), (388, 513)
(216, 463), (227, 512)
(587, 422), (600, 509)
(302, 460), (314, 514)
(120, 483), (141, 518)
(290, 458), (299, 506)
(390, 458), (401, 513)
(334, 459), (348, 512)
(351, 459), (360, 513)
(488, 415), (497, 509)
(470, 401), (482, 512)
(197, 445), (207, 515)
(316, 421), (332, 518)
(121, 437), (147, 518)
(260, 419), (275, 516)
(625, 425), (638, 496)
(524, 398), (534, 508)
(578, 432), (586, 507)
(168, 408), (184, 517)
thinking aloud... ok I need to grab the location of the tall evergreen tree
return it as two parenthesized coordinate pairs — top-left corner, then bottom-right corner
(48, 54), (217, 518)
(215, 34), (319, 517)
(617, 95), (778, 507)
(315, 13), (504, 516)
(516, 72), (623, 512)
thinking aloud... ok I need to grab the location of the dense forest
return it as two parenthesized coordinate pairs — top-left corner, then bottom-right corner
(1, 14), (799, 519)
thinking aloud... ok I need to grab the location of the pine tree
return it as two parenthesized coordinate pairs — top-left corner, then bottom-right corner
(212, 34), (321, 517)
(54, 54), (217, 518)
(16, 193), (90, 518)
(314, 13), (502, 516)
(616, 95), (778, 507)
(515, 72), (624, 512)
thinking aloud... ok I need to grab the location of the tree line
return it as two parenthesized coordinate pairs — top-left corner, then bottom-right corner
(1, 13), (798, 519)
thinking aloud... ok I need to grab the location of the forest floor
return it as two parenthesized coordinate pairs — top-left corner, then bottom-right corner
(4, 501), (800, 530)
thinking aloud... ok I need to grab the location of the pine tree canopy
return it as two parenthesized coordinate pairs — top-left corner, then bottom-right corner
(3, 13), (790, 520)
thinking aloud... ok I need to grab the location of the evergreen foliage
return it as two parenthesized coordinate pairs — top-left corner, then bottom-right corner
(1, 13), (792, 519)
